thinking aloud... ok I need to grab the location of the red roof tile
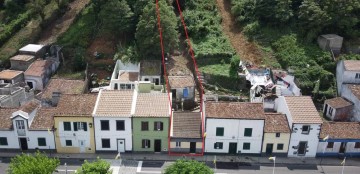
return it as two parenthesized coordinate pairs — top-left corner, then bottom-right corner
(205, 102), (265, 119)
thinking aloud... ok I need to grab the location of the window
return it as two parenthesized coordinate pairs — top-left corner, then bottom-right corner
(356, 73), (360, 79)
(116, 120), (125, 131)
(38, 138), (46, 146)
(176, 141), (181, 147)
(243, 143), (251, 150)
(114, 83), (118, 90)
(327, 142), (334, 148)
(0, 137), (8, 145)
(126, 84), (131, 89)
(216, 127), (224, 136)
(244, 128), (253, 137)
(102, 139), (111, 148)
(214, 142), (223, 149)
(302, 125), (310, 134)
(73, 122), (87, 131)
(142, 139), (150, 148)
(355, 142), (360, 148)
(154, 122), (163, 131)
(276, 133), (281, 137)
(141, 122), (149, 131)
(65, 140), (72, 146)
(277, 144), (284, 150)
(100, 120), (110, 131)
(120, 84), (126, 89)
(64, 122), (71, 131)
(329, 107), (333, 115)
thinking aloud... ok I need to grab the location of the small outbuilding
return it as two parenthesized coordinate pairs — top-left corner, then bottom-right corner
(10, 55), (36, 71)
(317, 34), (343, 55)
(18, 44), (46, 57)
(0, 70), (24, 84)
(323, 97), (353, 121)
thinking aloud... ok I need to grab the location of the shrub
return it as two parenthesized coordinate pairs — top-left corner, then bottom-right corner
(76, 158), (111, 174)
(164, 160), (214, 174)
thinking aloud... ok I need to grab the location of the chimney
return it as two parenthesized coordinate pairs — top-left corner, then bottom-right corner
(52, 91), (61, 106)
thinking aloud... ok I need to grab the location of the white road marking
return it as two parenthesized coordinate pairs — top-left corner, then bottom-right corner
(110, 166), (120, 174)
(56, 169), (76, 172)
(137, 161), (143, 172)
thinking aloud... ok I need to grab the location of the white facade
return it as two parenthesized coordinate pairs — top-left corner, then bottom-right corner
(340, 85), (360, 121)
(110, 60), (140, 90)
(141, 75), (161, 85)
(57, 121), (91, 150)
(317, 141), (360, 156)
(205, 118), (264, 154)
(94, 117), (132, 152)
(336, 60), (360, 96)
(25, 76), (45, 91)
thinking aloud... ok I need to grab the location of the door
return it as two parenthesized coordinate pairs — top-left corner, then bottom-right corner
(117, 139), (125, 152)
(266, 144), (273, 155)
(324, 104), (328, 117)
(190, 142), (196, 153)
(298, 141), (307, 155)
(339, 142), (347, 153)
(155, 78), (160, 85)
(154, 140), (161, 152)
(19, 138), (28, 150)
(79, 140), (85, 153)
(171, 89), (176, 99)
(16, 120), (26, 136)
(229, 143), (237, 154)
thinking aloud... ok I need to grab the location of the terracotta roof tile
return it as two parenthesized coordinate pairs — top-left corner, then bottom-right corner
(55, 94), (97, 116)
(140, 60), (161, 76)
(42, 78), (85, 99)
(324, 97), (352, 109)
(10, 55), (35, 61)
(0, 108), (17, 129)
(20, 100), (40, 113)
(0, 70), (23, 80)
(134, 93), (170, 117)
(172, 112), (202, 138)
(30, 108), (56, 130)
(348, 84), (360, 100)
(344, 60), (360, 71)
(205, 102), (266, 119)
(24, 59), (52, 76)
(264, 113), (290, 133)
(168, 76), (195, 88)
(94, 90), (134, 117)
(320, 122), (360, 139)
(284, 96), (323, 124)
(119, 72), (139, 82)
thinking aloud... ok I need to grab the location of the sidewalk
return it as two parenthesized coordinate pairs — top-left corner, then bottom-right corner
(1, 152), (359, 166)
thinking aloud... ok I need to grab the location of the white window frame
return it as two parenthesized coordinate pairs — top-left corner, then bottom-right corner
(176, 141), (181, 148)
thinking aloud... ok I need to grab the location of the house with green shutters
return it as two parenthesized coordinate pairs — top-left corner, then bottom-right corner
(132, 92), (171, 153)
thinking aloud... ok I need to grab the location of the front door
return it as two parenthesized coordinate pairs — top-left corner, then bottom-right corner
(266, 144), (273, 155)
(229, 143), (237, 154)
(79, 140), (85, 153)
(190, 142), (196, 153)
(117, 139), (125, 152)
(154, 140), (161, 152)
(19, 138), (28, 150)
(298, 141), (307, 156)
(339, 142), (347, 153)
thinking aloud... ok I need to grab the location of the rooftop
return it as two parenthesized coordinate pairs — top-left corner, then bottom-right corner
(348, 84), (360, 100)
(19, 44), (44, 53)
(0, 108), (17, 130)
(42, 78), (85, 99)
(284, 96), (323, 124)
(24, 59), (53, 77)
(134, 93), (170, 117)
(264, 113), (290, 133)
(94, 90), (134, 117)
(320, 122), (360, 139)
(172, 112), (202, 138)
(344, 60), (360, 71)
(55, 94), (97, 116)
(10, 54), (35, 62)
(30, 108), (56, 130)
(0, 70), (23, 80)
(118, 72), (139, 82)
(205, 102), (265, 119)
(19, 100), (40, 113)
(320, 34), (343, 39)
(168, 76), (195, 88)
(140, 60), (161, 76)
(324, 97), (352, 109)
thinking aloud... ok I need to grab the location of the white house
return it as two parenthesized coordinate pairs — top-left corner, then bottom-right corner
(275, 96), (323, 157)
(140, 60), (162, 85)
(110, 60), (140, 90)
(339, 84), (360, 121)
(0, 101), (56, 151)
(336, 60), (360, 96)
(92, 90), (135, 152)
(204, 102), (265, 155)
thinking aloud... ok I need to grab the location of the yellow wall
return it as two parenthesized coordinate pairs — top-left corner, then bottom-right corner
(262, 133), (290, 153)
(54, 116), (95, 153)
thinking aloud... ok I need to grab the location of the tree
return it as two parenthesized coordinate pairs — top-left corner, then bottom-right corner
(91, 0), (108, 21)
(76, 158), (112, 174)
(135, 0), (178, 59)
(30, 0), (46, 21)
(164, 160), (214, 174)
(7, 152), (60, 174)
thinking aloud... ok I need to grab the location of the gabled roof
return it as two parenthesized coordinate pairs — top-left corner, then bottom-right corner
(140, 60), (161, 76)
(30, 108), (56, 130)
(264, 113), (290, 133)
(284, 96), (323, 124)
(55, 94), (97, 116)
(93, 90), (134, 117)
(205, 102), (265, 119)
(41, 78), (85, 99)
(0, 70), (23, 80)
(134, 93), (170, 117)
(343, 60), (360, 71)
(324, 97), (352, 109)
(0, 108), (17, 130)
(24, 59), (52, 77)
(168, 76), (195, 88)
(172, 112), (202, 138)
(320, 122), (360, 139)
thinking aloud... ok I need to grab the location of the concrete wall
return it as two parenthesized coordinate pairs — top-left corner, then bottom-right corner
(141, 76), (161, 85)
(0, 88), (28, 107)
(288, 124), (321, 157)
(94, 117), (132, 152)
(323, 104), (353, 121)
(170, 138), (202, 153)
(275, 96), (293, 128)
(11, 59), (35, 71)
(205, 118), (264, 154)
(25, 76), (43, 90)
(341, 85), (360, 121)
(262, 133), (290, 154)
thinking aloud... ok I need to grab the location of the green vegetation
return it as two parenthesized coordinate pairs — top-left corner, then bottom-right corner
(164, 159), (214, 174)
(76, 158), (112, 174)
(7, 152), (60, 174)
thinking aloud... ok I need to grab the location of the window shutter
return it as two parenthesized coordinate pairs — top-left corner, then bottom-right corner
(160, 122), (163, 131)
(83, 122), (87, 131)
(148, 140), (151, 148)
(73, 122), (78, 131)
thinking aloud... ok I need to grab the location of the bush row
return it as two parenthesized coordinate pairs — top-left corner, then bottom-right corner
(0, 10), (31, 46)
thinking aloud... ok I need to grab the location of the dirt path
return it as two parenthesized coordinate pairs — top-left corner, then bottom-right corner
(38, 0), (90, 44)
(216, 0), (263, 65)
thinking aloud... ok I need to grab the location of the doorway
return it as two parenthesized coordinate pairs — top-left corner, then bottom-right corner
(19, 138), (28, 150)
(171, 89), (176, 99)
(117, 139), (125, 152)
(154, 140), (161, 152)
(155, 78), (160, 85)
(190, 142), (196, 153)
(79, 140), (85, 153)
(298, 141), (307, 156)
(229, 143), (237, 154)
(27, 81), (34, 89)
(266, 144), (273, 155)
(324, 104), (328, 117)
(339, 142), (347, 153)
